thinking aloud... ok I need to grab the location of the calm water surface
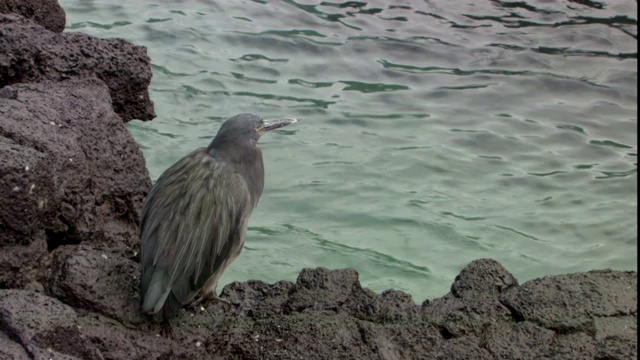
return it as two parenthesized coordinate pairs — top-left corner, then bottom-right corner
(60, 0), (637, 301)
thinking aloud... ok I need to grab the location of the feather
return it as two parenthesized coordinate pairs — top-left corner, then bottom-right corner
(139, 148), (253, 321)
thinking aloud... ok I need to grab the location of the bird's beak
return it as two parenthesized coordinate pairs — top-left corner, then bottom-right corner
(261, 118), (297, 133)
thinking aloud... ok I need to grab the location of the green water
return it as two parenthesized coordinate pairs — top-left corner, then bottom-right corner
(60, 0), (637, 302)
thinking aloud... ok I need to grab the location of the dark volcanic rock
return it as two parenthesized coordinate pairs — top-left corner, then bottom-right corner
(422, 259), (517, 339)
(500, 269), (637, 331)
(75, 314), (210, 360)
(482, 321), (555, 359)
(429, 335), (492, 360)
(0, 289), (209, 359)
(0, 0), (65, 32)
(0, 253), (637, 359)
(285, 267), (363, 313)
(219, 268), (420, 323)
(47, 245), (142, 324)
(550, 332), (598, 360)
(0, 231), (47, 289)
(0, 13), (155, 122)
(500, 269), (638, 359)
(0, 289), (87, 359)
(220, 279), (295, 317)
(204, 314), (382, 360)
(0, 331), (30, 360)
(0, 78), (151, 288)
(450, 258), (519, 299)
(593, 316), (638, 359)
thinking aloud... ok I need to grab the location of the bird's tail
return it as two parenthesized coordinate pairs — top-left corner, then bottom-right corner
(141, 270), (182, 321)
(154, 291), (182, 322)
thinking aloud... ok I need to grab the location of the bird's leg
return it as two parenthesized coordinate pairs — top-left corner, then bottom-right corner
(188, 290), (235, 312)
(186, 295), (206, 310)
(203, 291), (235, 311)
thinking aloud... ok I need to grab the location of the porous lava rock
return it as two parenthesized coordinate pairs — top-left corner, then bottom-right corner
(0, 13), (155, 122)
(0, 0), (65, 32)
(0, 78), (151, 289)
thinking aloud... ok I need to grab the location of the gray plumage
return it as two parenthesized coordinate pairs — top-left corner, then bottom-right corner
(139, 113), (296, 321)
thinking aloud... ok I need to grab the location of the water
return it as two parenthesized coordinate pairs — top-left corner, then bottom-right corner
(60, 0), (637, 302)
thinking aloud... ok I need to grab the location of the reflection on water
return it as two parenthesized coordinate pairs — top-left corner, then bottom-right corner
(61, 0), (637, 301)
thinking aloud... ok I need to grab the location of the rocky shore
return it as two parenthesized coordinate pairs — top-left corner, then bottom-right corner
(0, 2), (636, 359)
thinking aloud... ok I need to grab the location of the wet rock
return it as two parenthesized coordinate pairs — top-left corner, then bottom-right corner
(0, 13), (155, 122)
(0, 0), (65, 32)
(0, 78), (151, 288)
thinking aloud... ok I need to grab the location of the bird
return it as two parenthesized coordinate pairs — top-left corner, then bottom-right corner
(139, 113), (297, 321)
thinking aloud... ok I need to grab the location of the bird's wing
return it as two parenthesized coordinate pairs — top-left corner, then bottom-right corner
(140, 149), (252, 313)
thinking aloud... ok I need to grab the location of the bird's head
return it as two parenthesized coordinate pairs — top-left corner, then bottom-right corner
(208, 113), (297, 153)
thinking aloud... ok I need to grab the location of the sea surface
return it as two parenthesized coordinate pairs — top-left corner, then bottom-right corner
(60, 0), (637, 302)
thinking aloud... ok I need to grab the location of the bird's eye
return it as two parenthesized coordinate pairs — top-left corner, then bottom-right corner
(255, 125), (260, 132)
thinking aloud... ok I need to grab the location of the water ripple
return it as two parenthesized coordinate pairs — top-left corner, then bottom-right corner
(63, 0), (638, 301)
(489, 43), (636, 59)
(494, 225), (544, 242)
(377, 60), (610, 88)
(230, 54), (289, 63)
(595, 169), (637, 179)
(282, 224), (432, 276)
(341, 81), (409, 93)
(68, 21), (131, 30)
(590, 140), (634, 149)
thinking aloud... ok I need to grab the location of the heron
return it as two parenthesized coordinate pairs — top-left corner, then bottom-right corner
(139, 113), (297, 321)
